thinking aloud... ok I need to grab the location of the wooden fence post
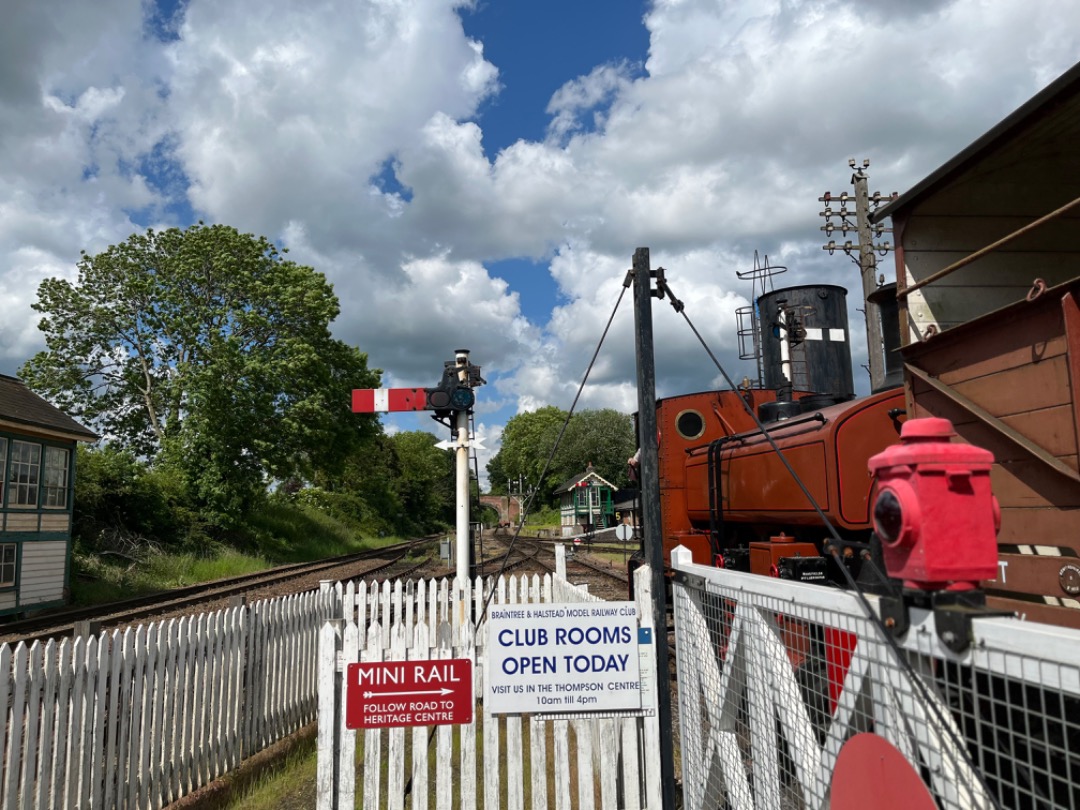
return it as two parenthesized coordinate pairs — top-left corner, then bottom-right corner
(317, 619), (344, 810)
(338, 621), (359, 809)
(635, 565), (663, 810)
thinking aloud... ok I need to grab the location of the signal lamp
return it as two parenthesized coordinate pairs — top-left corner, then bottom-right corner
(450, 386), (475, 410)
(873, 489), (905, 546)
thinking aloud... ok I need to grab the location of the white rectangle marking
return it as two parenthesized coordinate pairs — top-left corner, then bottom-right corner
(804, 328), (822, 341)
(374, 389), (389, 412)
(828, 329), (846, 342)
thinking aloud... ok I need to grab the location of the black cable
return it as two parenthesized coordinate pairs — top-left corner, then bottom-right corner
(473, 277), (632, 631)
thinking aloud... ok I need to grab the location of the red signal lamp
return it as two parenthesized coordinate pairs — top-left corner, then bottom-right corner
(868, 417), (1000, 591)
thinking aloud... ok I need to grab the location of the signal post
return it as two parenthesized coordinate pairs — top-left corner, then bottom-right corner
(352, 350), (485, 587)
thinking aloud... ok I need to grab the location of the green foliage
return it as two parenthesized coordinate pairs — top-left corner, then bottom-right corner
(307, 430), (454, 537)
(69, 491), (381, 605)
(22, 223), (380, 526)
(70, 543), (270, 605)
(551, 408), (636, 489)
(73, 444), (212, 552)
(388, 431), (454, 530)
(486, 405), (567, 499)
(238, 497), (374, 562)
(486, 407), (636, 502)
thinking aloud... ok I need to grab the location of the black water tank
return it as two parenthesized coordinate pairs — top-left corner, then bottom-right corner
(757, 284), (855, 399)
(868, 283), (903, 391)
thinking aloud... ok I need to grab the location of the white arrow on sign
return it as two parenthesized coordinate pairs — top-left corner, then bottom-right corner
(435, 438), (486, 451)
(363, 688), (454, 699)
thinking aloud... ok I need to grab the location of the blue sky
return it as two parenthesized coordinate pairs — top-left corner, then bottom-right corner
(1, 0), (1078, 487)
(461, 1), (649, 326)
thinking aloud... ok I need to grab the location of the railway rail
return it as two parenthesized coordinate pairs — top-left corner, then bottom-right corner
(474, 533), (632, 609)
(0, 536), (434, 646)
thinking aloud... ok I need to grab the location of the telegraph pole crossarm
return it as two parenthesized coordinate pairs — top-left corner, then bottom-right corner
(819, 159), (897, 390)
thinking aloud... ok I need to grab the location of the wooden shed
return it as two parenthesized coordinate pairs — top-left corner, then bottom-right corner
(0, 375), (98, 615)
(873, 61), (1080, 626)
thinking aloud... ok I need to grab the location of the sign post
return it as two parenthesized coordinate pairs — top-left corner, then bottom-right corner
(353, 350), (485, 591)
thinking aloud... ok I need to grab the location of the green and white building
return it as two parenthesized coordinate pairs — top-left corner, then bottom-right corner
(554, 464), (616, 538)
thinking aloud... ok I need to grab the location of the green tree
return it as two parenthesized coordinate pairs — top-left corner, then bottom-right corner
(22, 223), (380, 526)
(552, 409), (636, 489)
(485, 451), (509, 495)
(387, 431), (454, 532)
(486, 405), (567, 501)
(308, 430), (453, 536)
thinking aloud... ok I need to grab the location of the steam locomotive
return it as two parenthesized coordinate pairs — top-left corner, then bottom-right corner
(644, 280), (906, 588)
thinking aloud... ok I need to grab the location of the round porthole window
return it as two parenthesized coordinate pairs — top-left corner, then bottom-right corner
(675, 409), (705, 440)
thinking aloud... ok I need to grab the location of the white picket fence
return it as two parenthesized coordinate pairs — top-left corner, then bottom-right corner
(317, 548), (663, 810)
(0, 588), (337, 809)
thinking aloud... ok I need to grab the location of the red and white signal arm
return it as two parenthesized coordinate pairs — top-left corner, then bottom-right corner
(352, 388), (428, 413)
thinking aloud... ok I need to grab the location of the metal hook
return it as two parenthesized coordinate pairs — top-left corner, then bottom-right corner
(1026, 278), (1048, 302)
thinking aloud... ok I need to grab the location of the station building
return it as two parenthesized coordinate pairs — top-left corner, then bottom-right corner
(553, 463), (616, 538)
(0, 375), (97, 615)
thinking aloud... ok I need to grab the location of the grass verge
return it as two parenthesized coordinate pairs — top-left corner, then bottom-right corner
(70, 500), (408, 607)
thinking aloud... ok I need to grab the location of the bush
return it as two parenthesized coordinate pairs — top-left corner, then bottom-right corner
(288, 486), (396, 539)
(73, 445), (216, 554)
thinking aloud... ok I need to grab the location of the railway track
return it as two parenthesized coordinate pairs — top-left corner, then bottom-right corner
(0, 537), (434, 646)
(474, 533), (630, 606)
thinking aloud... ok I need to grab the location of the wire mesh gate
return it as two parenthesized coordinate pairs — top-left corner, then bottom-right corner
(670, 547), (1080, 810)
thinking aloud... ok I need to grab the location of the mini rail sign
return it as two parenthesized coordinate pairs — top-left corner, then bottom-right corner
(345, 659), (473, 729)
(486, 602), (642, 714)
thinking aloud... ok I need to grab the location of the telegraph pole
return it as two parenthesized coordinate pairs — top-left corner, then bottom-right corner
(820, 159), (896, 391)
(631, 247), (677, 810)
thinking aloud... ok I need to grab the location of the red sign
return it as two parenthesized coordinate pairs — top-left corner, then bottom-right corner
(346, 658), (473, 729)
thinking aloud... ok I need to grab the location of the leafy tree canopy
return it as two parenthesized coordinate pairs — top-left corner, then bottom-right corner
(487, 405), (566, 496)
(304, 430), (453, 536)
(487, 406), (637, 501)
(552, 408), (636, 489)
(21, 223), (380, 525)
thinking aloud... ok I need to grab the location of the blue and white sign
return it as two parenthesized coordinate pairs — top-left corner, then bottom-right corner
(486, 601), (641, 714)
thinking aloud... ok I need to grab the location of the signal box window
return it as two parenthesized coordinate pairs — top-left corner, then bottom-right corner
(0, 544), (15, 587)
(0, 438), (6, 505)
(43, 447), (70, 508)
(10, 441), (41, 507)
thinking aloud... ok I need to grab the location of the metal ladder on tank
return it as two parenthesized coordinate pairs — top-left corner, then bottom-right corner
(735, 251), (787, 387)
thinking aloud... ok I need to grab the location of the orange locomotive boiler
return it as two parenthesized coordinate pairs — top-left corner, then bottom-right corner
(637, 280), (908, 586)
(655, 386), (904, 584)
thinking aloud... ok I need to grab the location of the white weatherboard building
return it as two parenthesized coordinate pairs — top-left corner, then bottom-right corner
(0, 374), (97, 615)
